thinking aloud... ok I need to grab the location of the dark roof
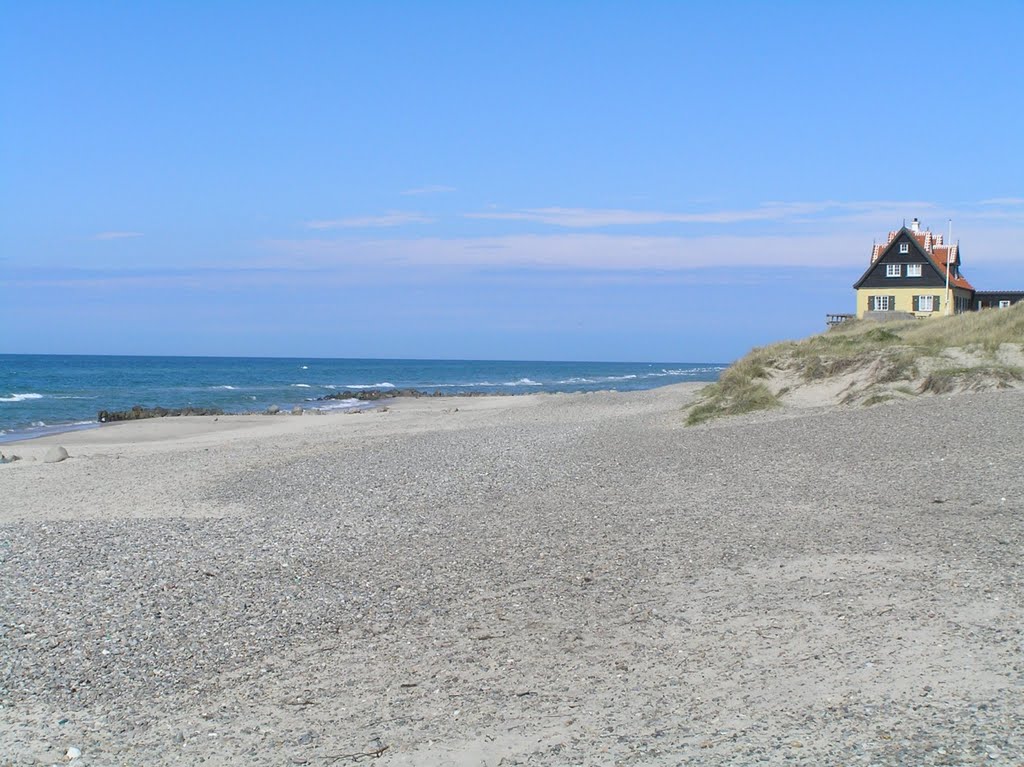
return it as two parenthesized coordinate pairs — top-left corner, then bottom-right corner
(854, 226), (974, 291)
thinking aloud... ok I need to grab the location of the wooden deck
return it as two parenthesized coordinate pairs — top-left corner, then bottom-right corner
(826, 313), (855, 327)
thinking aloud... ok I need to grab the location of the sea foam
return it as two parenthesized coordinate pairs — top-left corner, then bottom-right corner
(0, 393), (44, 402)
(311, 398), (366, 411)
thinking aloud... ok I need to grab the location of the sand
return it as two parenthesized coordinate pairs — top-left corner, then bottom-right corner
(1, 383), (1022, 765)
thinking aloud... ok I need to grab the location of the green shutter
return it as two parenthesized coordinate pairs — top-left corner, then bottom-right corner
(868, 296), (875, 311)
(934, 295), (940, 312)
(889, 297), (896, 311)
(913, 295), (919, 311)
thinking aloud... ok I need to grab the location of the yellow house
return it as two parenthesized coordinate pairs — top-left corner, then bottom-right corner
(853, 218), (974, 319)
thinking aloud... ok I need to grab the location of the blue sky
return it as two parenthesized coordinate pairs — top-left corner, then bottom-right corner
(2, 2), (1022, 362)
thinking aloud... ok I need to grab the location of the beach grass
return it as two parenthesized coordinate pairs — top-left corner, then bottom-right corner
(919, 365), (1024, 394)
(685, 356), (780, 425)
(686, 301), (1024, 424)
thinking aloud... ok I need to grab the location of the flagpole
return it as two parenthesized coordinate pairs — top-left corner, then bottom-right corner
(945, 219), (952, 316)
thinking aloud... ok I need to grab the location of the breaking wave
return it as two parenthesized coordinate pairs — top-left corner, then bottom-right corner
(0, 393), (44, 403)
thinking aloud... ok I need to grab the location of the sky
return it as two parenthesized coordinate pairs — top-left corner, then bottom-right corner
(2, 2), (1022, 363)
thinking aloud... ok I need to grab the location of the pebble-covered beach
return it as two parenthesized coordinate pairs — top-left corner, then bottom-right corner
(1, 384), (1022, 765)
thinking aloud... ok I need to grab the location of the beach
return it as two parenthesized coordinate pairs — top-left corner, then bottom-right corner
(1, 383), (1022, 765)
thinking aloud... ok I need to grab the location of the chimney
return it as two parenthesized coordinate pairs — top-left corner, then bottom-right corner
(910, 217), (921, 233)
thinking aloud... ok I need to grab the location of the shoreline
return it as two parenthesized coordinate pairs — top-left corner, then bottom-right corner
(2, 383), (1021, 764)
(0, 357), (728, 445)
(0, 418), (103, 446)
(0, 382), (703, 447)
(0, 385), (704, 460)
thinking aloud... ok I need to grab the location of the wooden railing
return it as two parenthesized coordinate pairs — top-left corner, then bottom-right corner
(826, 313), (854, 327)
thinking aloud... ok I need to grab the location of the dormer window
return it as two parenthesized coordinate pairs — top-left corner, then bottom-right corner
(886, 264), (902, 277)
(907, 264), (922, 277)
(899, 242), (909, 254)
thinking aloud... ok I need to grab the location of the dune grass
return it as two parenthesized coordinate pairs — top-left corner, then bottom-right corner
(920, 365), (1024, 394)
(898, 303), (1024, 351)
(685, 355), (780, 425)
(686, 302), (1024, 424)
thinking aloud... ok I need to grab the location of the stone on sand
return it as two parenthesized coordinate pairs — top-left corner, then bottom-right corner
(43, 446), (69, 463)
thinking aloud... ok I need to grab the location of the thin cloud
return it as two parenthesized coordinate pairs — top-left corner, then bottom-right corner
(401, 185), (457, 196)
(305, 212), (434, 230)
(265, 232), (870, 270)
(91, 231), (143, 240)
(7, 265), (372, 291)
(463, 204), (814, 227)
(21, 222), (1023, 293)
(267, 214), (1024, 271)
(978, 197), (1024, 206)
(462, 201), (940, 228)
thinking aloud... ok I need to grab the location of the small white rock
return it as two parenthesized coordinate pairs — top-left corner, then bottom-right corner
(44, 446), (70, 464)
(66, 746), (81, 760)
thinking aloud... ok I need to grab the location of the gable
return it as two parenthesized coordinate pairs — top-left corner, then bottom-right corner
(853, 230), (946, 289)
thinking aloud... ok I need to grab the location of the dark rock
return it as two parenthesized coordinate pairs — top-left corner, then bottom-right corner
(97, 405), (225, 422)
(316, 388), (510, 403)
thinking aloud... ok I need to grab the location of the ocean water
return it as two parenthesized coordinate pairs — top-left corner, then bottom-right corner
(0, 355), (725, 443)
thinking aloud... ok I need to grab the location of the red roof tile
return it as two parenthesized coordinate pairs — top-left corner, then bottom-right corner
(933, 251), (974, 290)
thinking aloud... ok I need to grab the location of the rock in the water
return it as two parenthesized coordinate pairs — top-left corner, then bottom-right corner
(291, 405), (303, 415)
(44, 446), (69, 463)
(265, 404), (280, 415)
(316, 387), (509, 402)
(97, 405), (224, 422)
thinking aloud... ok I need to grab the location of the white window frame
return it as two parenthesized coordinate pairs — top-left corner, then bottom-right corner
(906, 264), (922, 277)
(886, 264), (902, 277)
(899, 242), (910, 253)
(999, 300), (1012, 309)
(918, 295), (933, 312)
(874, 295), (891, 311)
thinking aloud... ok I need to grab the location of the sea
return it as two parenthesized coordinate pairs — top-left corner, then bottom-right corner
(0, 355), (726, 443)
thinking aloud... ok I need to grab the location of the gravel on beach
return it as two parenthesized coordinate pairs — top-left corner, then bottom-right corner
(1, 385), (1022, 765)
